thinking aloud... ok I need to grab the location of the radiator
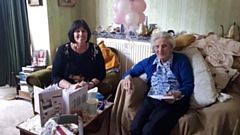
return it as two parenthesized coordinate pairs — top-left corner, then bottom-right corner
(97, 38), (152, 78)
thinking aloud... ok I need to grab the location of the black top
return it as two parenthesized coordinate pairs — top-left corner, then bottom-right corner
(52, 42), (106, 84)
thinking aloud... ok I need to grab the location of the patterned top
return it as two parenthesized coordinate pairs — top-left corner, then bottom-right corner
(123, 52), (194, 100)
(147, 54), (180, 98)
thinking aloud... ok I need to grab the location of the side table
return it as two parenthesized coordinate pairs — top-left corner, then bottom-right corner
(16, 102), (113, 135)
(12, 72), (33, 101)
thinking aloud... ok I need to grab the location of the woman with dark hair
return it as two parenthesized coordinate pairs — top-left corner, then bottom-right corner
(52, 19), (106, 90)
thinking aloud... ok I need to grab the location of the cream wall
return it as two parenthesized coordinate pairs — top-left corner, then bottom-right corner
(81, 0), (240, 36)
(27, 0), (49, 55)
(27, 0), (240, 63)
(27, 0), (81, 64)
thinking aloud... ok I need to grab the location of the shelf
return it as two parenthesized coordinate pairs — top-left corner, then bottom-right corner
(15, 90), (32, 101)
(92, 32), (151, 41)
(12, 72), (33, 102)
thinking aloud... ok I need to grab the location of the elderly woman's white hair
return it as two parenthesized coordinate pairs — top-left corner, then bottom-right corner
(150, 31), (176, 51)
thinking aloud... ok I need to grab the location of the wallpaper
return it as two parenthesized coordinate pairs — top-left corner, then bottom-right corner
(47, 0), (82, 61)
(27, 0), (82, 63)
(28, 0), (240, 63)
(80, 0), (240, 36)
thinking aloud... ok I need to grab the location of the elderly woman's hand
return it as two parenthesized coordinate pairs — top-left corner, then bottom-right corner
(123, 75), (133, 94)
(164, 91), (182, 104)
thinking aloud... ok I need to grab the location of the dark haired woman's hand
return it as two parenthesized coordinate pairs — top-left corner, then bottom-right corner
(78, 80), (88, 88)
(69, 83), (81, 90)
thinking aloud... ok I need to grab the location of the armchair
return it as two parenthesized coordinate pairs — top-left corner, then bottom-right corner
(26, 47), (120, 100)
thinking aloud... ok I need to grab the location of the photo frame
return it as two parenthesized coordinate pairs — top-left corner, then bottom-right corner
(58, 0), (75, 7)
(31, 49), (48, 67)
(28, 0), (43, 6)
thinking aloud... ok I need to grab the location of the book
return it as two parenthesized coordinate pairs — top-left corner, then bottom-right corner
(26, 65), (47, 68)
(22, 67), (44, 73)
(18, 72), (30, 82)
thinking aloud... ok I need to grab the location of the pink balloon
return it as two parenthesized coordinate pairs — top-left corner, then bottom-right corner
(131, 0), (146, 13)
(138, 12), (145, 24)
(113, 12), (126, 24)
(113, 0), (119, 12)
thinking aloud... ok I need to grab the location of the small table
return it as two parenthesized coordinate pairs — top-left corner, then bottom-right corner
(16, 102), (113, 135)
(12, 73), (32, 99)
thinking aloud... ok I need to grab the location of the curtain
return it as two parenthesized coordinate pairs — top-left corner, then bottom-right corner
(0, 0), (31, 86)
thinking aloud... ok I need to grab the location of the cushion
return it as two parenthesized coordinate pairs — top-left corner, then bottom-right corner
(180, 46), (218, 109)
(209, 65), (238, 93)
(98, 40), (121, 71)
(174, 34), (196, 51)
(46, 65), (52, 70)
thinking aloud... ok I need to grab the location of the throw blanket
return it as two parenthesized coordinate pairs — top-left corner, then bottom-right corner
(190, 35), (240, 102)
(192, 35), (240, 68)
(98, 41), (121, 71)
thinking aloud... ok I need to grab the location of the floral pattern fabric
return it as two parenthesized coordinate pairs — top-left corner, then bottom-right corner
(147, 54), (180, 98)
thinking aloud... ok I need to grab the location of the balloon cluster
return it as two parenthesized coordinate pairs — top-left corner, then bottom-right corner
(113, 0), (146, 30)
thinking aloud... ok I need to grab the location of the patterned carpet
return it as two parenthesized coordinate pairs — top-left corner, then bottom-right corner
(0, 86), (34, 135)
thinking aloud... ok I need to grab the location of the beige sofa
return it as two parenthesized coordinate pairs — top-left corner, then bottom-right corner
(110, 76), (240, 135)
(110, 38), (240, 135)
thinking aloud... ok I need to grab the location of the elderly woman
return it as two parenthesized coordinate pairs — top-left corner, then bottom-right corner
(52, 19), (106, 90)
(122, 31), (194, 135)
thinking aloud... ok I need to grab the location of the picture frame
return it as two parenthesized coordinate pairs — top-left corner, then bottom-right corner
(28, 0), (43, 6)
(31, 49), (48, 67)
(58, 0), (75, 7)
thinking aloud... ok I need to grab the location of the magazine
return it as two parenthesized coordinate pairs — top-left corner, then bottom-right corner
(34, 85), (88, 127)
(31, 49), (48, 66)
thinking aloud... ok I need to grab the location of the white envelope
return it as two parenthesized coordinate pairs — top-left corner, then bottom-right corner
(148, 95), (174, 100)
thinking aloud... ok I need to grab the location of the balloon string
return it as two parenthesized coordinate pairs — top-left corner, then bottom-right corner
(124, 24), (130, 40)
(123, 24), (138, 73)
